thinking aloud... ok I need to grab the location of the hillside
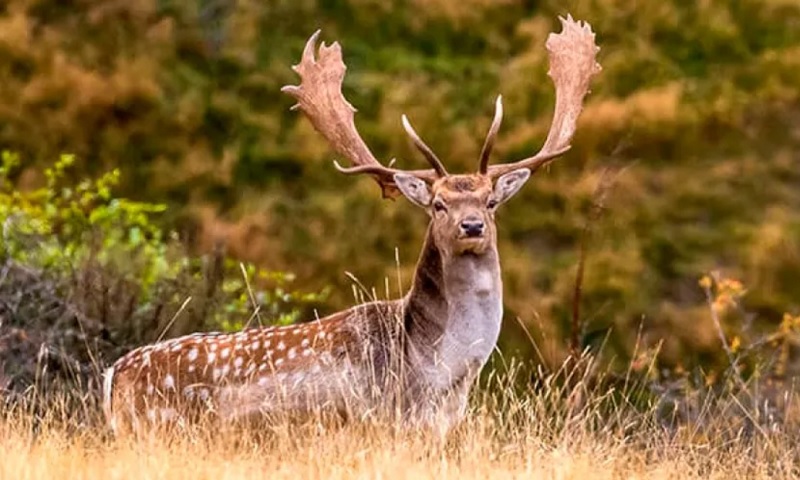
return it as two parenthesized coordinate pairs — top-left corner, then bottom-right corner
(1, 0), (799, 369)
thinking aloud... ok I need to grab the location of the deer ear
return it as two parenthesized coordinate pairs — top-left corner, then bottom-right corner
(493, 169), (531, 205)
(393, 173), (432, 207)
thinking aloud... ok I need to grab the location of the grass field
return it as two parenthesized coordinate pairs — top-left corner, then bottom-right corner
(2, 359), (798, 480)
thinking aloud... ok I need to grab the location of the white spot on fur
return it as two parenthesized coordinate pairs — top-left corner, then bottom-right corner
(160, 408), (178, 421)
(277, 341), (285, 351)
(317, 331), (326, 340)
(163, 374), (175, 390)
(146, 383), (154, 395)
(287, 348), (296, 360)
(251, 341), (260, 350)
(234, 357), (243, 368)
(301, 338), (310, 347)
(221, 347), (230, 359)
(188, 365), (196, 373)
(187, 348), (198, 362)
(303, 349), (312, 357)
(275, 358), (284, 367)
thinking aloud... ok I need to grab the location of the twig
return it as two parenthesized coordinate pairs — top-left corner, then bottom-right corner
(156, 296), (192, 343)
(240, 262), (264, 329)
(569, 166), (621, 356)
(701, 278), (746, 390)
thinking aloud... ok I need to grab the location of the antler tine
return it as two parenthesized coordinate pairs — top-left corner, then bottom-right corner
(332, 160), (439, 179)
(282, 30), (437, 198)
(487, 15), (601, 179)
(478, 95), (503, 174)
(401, 115), (448, 177)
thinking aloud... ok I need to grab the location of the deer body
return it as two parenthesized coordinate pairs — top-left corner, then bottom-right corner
(105, 205), (504, 434)
(105, 302), (397, 431)
(103, 15), (600, 436)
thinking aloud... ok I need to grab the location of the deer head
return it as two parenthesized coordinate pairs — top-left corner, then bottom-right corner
(282, 16), (601, 257)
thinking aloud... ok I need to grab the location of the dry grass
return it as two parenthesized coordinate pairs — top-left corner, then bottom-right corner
(2, 358), (799, 480)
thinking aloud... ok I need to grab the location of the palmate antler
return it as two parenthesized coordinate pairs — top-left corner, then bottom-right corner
(281, 31), (443, 199)
(283, 15), (601, 196)
(482, 15), (602, 178)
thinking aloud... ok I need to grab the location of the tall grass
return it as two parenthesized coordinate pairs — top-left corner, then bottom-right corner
(2, 354), (798, 479)
(3, 258), (798, 478)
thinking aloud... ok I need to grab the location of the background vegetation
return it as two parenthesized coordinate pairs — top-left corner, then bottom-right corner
(1, 0), (799, 393)
(2, 1), (800, 476)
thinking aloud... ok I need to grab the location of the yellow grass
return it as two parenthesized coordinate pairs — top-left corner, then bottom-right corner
(2, 360), (798, 480)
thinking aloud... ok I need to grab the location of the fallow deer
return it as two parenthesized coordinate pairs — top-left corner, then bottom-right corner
(102, 15), (601, 437)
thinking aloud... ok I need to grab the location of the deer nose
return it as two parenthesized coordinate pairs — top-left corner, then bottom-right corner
(460, 218), (485, 238)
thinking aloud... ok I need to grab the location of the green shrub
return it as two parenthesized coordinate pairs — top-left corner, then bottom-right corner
(0, 152), (327, 414)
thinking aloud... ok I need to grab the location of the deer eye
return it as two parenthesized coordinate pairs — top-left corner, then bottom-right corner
(433, 200), (447, 213)
(486, 199), (498, 209)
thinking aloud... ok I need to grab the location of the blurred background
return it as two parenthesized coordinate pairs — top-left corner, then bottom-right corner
(1, 0), (799, 391)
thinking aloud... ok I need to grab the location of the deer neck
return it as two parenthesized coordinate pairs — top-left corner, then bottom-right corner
(403, 224), (503, 389)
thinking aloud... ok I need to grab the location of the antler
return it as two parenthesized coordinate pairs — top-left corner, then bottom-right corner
(484, 15), (601, 178)
(282, 31), (440, 199)
(401, 115), (448, 177)
(478, 95), (504, 174)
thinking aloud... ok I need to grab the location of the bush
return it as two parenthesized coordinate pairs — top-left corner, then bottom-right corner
(0, 152), (326, 405)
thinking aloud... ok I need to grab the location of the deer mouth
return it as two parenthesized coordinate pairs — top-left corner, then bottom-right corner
(456, 236), (488, 254)
(459, 233), (484, 241)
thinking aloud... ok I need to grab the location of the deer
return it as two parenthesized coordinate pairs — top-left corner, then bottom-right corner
(102, 15), (601, 438)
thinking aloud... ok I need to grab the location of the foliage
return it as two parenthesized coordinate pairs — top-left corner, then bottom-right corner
(697, 272), (800, 384)
(1, 151), (169, 288)
(0, 154), (325, 397)
(1, 151), (324, 329)
(0, 0), (799, 371)
(607, 272), (800, 428)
